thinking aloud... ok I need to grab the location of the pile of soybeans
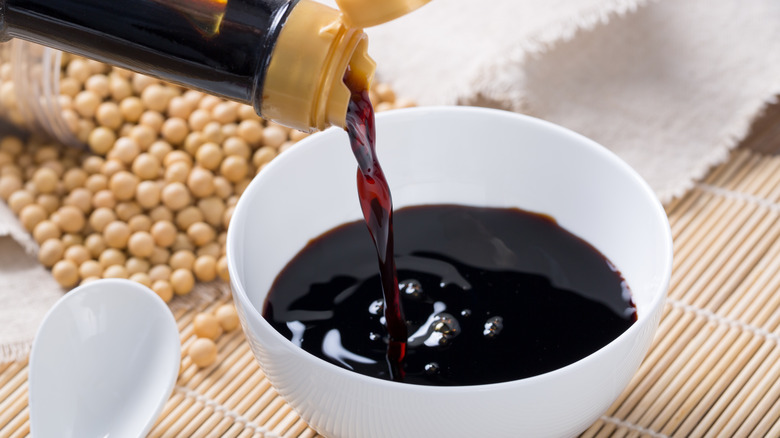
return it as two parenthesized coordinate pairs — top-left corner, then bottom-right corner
(0, 53), (413, 303)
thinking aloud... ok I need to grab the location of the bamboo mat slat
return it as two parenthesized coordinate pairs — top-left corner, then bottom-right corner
(2, 149), (780, 438)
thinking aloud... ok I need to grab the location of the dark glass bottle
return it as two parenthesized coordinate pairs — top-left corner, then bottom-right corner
(0, 0), (429, 131)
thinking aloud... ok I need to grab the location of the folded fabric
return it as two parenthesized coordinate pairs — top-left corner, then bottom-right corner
(364, 0), (780, 202)
(0, 202), (62, 362)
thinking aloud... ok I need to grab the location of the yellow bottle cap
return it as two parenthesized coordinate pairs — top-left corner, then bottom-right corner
(336, 0), (433, 28)
(261, 0), (429, 131)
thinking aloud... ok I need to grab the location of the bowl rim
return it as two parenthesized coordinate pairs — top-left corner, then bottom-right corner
(227, 105), (673, 392)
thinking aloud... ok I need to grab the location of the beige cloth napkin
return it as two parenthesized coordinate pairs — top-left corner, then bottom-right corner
(0, 202), (63, 361)
(3, 0), (780, 362)
(366, 0), (780, 202)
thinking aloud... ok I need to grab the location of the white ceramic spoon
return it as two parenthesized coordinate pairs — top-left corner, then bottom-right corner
(29, 279), (181, 438)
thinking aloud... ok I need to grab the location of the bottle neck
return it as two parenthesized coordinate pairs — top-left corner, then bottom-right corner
(0, 0), (382, 132)
(1, 0), (294, 106)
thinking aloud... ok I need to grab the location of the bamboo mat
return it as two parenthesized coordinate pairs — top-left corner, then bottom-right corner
(2, 148), (780, 437)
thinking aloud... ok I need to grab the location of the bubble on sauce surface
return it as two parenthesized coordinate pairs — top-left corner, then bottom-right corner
(427, 312), (461, 347)
(424, 362), (440, 375)
(400, 278), (423, 298)
(368, 299), (384, 315)
(483, 316), (504, 338)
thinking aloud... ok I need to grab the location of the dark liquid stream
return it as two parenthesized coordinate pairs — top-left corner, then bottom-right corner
(343, 71), (406, 380)
(263, 205), (637, 386)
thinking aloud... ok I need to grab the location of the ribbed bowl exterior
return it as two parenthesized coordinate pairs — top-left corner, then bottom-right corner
(228, 107), (673, 438)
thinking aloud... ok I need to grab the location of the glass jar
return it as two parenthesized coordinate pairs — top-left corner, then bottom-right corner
(0, 39), (79, 147)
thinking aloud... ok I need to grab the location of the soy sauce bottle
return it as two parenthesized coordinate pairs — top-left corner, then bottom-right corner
(0, 0), (430, 131)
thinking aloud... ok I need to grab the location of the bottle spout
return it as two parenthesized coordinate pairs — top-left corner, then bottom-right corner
(260, 0), (429, 131)
(260, 0), (377, 131)
(323, 34), (375, 128)
(335, 0), (432, 28)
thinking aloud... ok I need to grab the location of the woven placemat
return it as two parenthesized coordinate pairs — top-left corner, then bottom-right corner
(2, 148), (780, 437)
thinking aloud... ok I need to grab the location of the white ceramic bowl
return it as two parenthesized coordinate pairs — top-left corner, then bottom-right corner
(227, 106), (672, 438)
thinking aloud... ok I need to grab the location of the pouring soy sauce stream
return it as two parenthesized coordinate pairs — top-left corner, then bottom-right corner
(344, 67), (407, 380)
